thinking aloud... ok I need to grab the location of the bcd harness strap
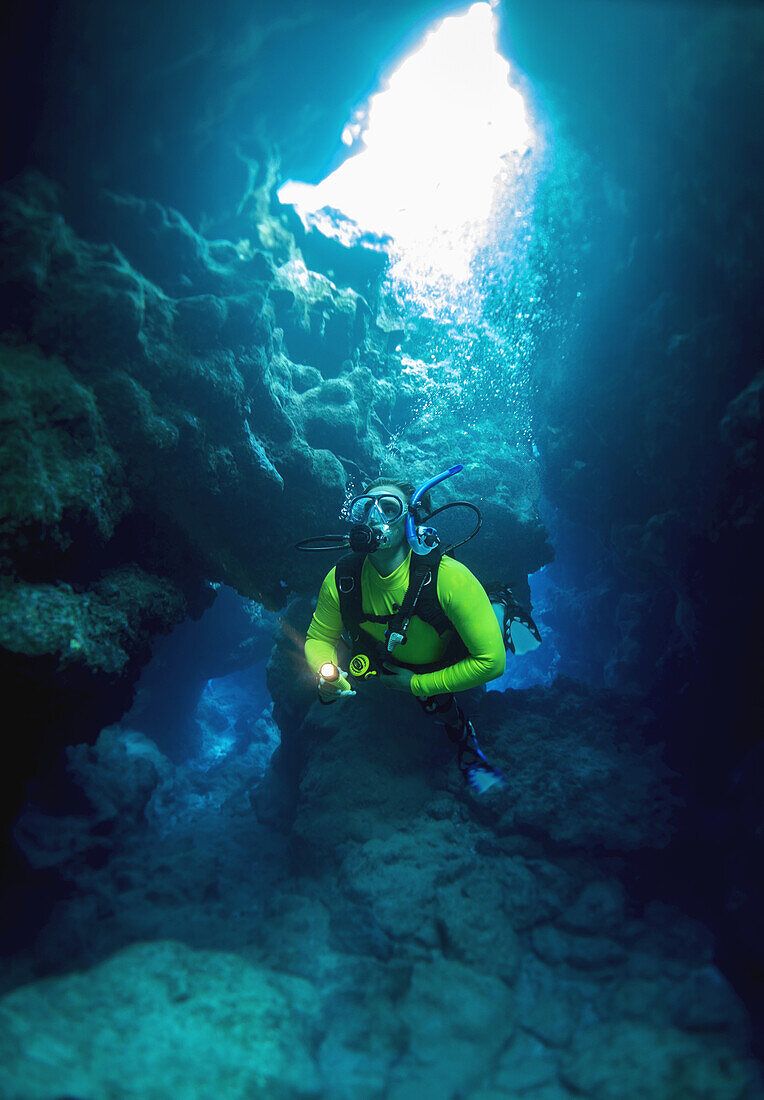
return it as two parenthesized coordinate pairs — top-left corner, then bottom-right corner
(335, 550), (453, 659)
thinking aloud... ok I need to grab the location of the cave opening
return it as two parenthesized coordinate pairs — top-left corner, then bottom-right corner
(123, 585), (278, 771)
(279, 1), (533, 286)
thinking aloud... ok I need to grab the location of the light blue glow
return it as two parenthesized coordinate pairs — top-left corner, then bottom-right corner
(279, 2), (532, 284)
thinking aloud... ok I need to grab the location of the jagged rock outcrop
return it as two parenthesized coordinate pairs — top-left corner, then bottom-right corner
(0, 175), (343, 812)
(259, 676), (675, 862)
(721, 369), (764, 523)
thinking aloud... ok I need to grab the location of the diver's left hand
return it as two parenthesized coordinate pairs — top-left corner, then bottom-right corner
(381, 663), (415, 692)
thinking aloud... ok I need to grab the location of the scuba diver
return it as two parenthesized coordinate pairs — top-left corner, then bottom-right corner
(297, 464), (541, 795)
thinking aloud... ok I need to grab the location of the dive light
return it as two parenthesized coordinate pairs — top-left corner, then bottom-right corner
(317, 661), (357, 700)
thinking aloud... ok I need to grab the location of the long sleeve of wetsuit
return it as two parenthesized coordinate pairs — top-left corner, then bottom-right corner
(304, 567), (344, 672)
(409, 559), (506, 698)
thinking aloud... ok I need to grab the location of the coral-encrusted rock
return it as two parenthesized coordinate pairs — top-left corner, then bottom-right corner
(558, 878), (626, 934)
(271, 259), (365, 377)
(0, 172), (356, 811)
(435, 871), (523, 982)
(65, 727), (173, 828)
(84, 191), (275, 299)
(720, 370), (764, 532)
(0, 343), (128, 571)
(0, 570), (184, 681)
(478, 681), (676, 850)
(388, 958), (516, 1100)
(721, 369), (763, 471)
(6, 683), (761, 1098)
(13, 728), (173, 871)
(340, 818), (474, 943)
(0, 171), (353, 607)
(262, 676), (676, 868)
(289, 687), (442, 864)
(0, 940), (322, 1100)
(297, 368), (384, 470)
(491, 1031), (560, 1095)
(560, 1020), (754, 1100)
(531, 923), (628, 970)
(0, 565), (186, 815)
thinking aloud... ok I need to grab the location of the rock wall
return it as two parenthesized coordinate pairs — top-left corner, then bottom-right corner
(513, 5), (763, 699)
(0, 170), (322, 816)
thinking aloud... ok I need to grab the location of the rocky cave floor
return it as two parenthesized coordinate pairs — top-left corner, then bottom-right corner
(2, 676), (763, 1100)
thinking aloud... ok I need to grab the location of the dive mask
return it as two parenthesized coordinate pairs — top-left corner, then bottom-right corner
(348, 494), (404, 525)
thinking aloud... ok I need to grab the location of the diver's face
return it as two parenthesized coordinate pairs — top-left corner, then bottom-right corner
(363, 484), (408, 552)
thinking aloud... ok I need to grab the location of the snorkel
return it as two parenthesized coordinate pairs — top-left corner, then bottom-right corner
(406, 464), (463, 555)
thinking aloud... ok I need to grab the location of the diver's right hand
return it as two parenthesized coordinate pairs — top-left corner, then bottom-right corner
(317, 670), (355, 703)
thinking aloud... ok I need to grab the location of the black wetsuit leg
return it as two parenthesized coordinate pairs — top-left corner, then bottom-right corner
(416, 691), (506, 791)
(416, 692), (468, 740)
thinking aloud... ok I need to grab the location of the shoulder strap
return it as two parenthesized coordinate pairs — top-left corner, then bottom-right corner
(386, 549), (450, 648)
(335, 553), (365, 643)
(410, 552), (453, 636)
(334, 553), (391, 642)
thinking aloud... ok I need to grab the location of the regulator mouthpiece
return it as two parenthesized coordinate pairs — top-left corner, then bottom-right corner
(348, 524), (389, 554)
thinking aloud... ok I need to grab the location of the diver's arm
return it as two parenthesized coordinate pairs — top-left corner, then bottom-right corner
(304, 568), (345, 672)
(305, 570), (355, 700)
(409, 560), (506, 697)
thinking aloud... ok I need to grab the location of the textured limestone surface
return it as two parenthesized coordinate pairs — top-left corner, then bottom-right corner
(0, 940), (322, 1100)
(6, 679), (761, 1099)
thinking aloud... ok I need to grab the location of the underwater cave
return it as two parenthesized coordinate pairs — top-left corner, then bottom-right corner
(0, 0), (762, 1096)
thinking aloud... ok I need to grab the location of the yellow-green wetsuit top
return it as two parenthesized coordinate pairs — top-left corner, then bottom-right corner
(305, 551), (506, 698)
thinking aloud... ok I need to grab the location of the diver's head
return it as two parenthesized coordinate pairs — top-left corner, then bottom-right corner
(347, 481), (408, 555)
(347, 478), (433, 556)
(297, 469), (455, 556)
